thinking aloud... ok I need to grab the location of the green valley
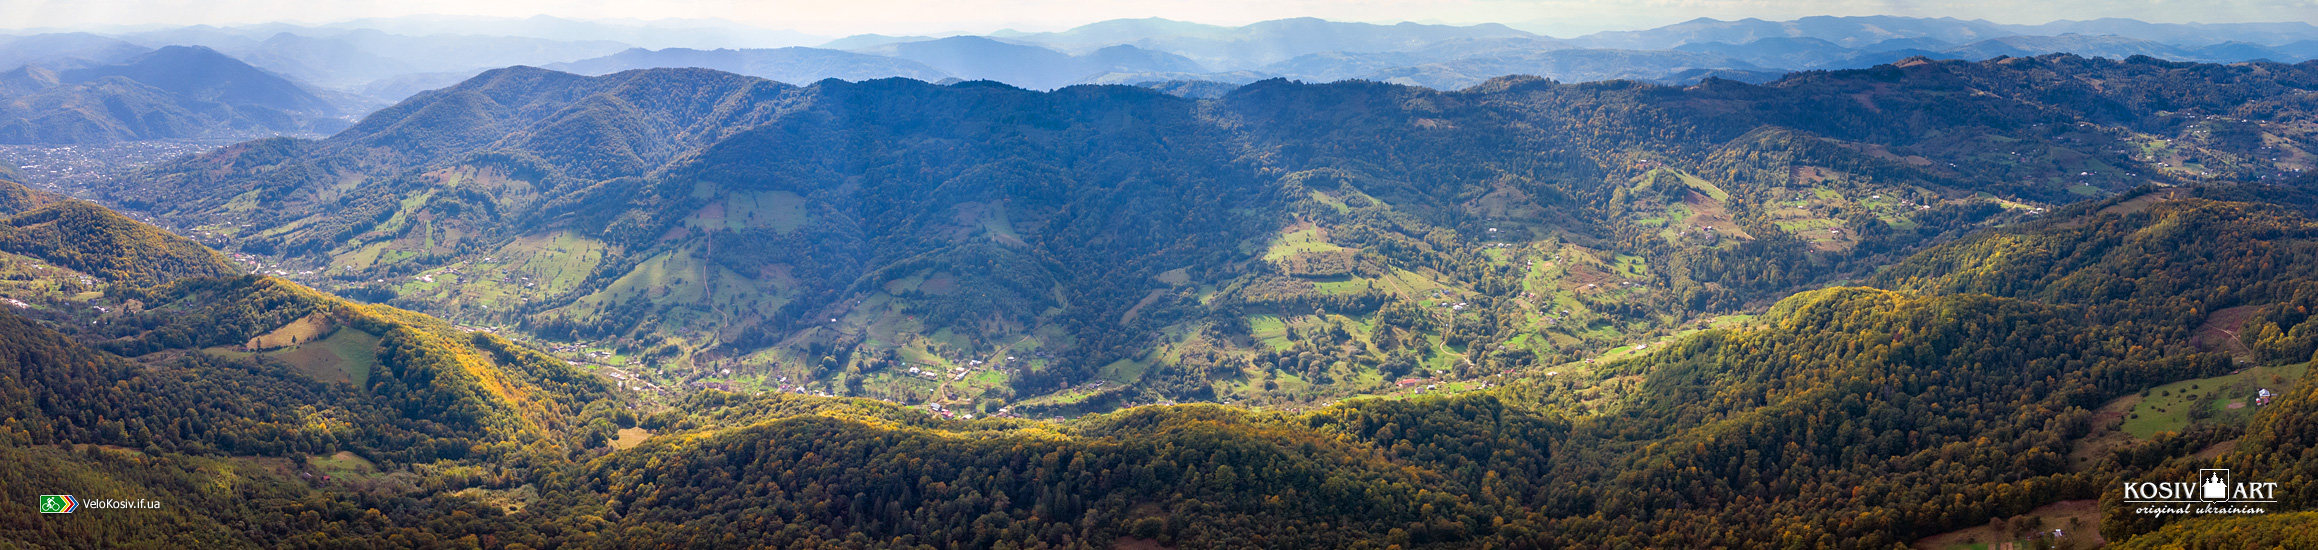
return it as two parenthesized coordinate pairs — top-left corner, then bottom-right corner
(94, 55), (2318, 418)
(0, 48), (2314, 550)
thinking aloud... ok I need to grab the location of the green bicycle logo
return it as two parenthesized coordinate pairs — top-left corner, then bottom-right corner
(38, 495), (77, 513)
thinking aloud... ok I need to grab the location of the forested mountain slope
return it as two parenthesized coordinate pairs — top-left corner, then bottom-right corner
(0, 178), (641, 547)
(6, 150), (2318, 548)
(0, 181), (622, 466)
(537, 188), (2314, 549)
(0, 182), (237, 288)
(1861, 186), (2318, 544)
(92, 55), (2318, 413)
(0, 298), (621, 548)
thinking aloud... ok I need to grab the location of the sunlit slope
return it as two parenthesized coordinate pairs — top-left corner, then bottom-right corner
(96, 56), (2318, 410)
(1873, 186), (2318, 368)
(545, 281), (2239, 549)
(0, 178), (623, 461)
(0, 179), (236, 288)
(0, 184), (638, 548)
(2, 179), (2316, 548)
(97, 275), (624, 458)
(575, 184), (2318, 548)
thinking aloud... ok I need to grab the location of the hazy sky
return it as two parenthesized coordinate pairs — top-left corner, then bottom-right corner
(6, 0), (2317, 37)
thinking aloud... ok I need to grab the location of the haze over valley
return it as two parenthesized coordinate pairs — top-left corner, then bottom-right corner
(11, 14), (2318, 132)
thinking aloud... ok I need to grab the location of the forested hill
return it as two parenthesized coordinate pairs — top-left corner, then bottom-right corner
(0, 177), (624, 462)
(0, 177), (63, 213)
(0, 175), (636, 546)
(1852, 186), (2318, 545)
(2, 186), (2308, 548)
(97, 55), (2318, 413)
(0, 179), (236, 288)
(554, 188), (2318, 549)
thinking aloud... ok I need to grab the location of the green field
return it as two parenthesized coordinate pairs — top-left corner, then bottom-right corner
(202, 326), (381, 387)
(1247, 315), (1291, 350)
(2123, 362), (2308, 439)
(1678, 172), (1731, 201)
(1264, 228), (1344, 261)
(308, 451), (381, 481)
(1099, 358), (1149, 384)
(280, 328), (382, 386)
(1312, 277), (1372, 295)
(1611, 254), (1649, 277)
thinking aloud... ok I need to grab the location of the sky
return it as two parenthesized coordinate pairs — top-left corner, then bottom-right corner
(5, 0), (2317, 37)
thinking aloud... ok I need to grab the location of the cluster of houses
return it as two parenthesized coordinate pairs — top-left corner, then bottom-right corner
(3, 140), (219, 191)
(905, 365), (967, 380)
(602, 368), (666, 394)
(230, 253), (318, 279)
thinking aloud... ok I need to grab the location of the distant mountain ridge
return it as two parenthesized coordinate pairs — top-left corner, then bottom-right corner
(989, 17), (1542, 69)
(314, 14), (827, 49)
(1, 14), (2316, 146)
(547, 47), (952, 84)
(0, 46), (363, 144)
(63, 46), (338, 114)
(0, 32), (151, 69)
(1357, 48), (1778, 89)
(1562, 15), (2318, 50)
(104, 25), (634, 94)
(13, 14), (2318, 106)
(856, 36), (1207, 89)
(1568, 16), (2019, 50)
(2013, 18), (2318, 47)
(752, 16), (2318, 91)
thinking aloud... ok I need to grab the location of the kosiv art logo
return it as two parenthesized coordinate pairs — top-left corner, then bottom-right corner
(38, 495), (77, 514)
(2122, 469), (2280, 516)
